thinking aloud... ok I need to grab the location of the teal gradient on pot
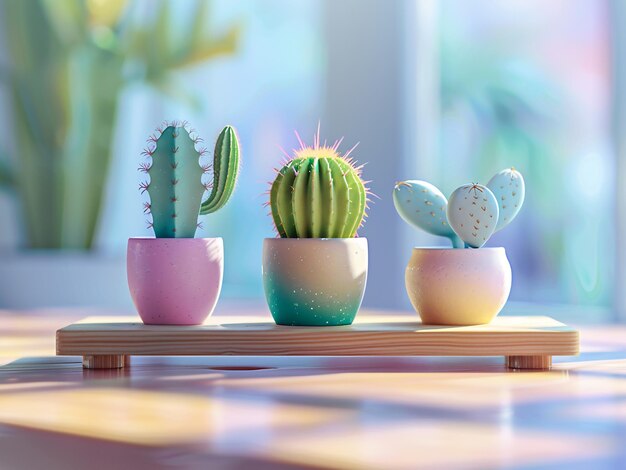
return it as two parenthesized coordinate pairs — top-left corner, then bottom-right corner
(262, 238), (368, 326)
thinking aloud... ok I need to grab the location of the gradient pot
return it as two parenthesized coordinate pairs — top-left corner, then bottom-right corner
(405, 247), (511, 325)
(263, 238), (368, 326)
(127, 237), (223, 325)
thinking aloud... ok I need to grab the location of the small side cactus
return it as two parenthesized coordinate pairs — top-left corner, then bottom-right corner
(140, 121), (240, 238)
(393, 168), (524, 248)
(269, 126), (370, 238)
(200, 126), (240, 215)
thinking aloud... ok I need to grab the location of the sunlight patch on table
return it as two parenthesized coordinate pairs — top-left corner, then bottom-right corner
(0, 388), (351, 446)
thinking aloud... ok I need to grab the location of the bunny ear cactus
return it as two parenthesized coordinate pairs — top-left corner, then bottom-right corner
(487, 168), (525, 231)
(269, 127), (370, 238)
(393, 168), (524, 249)
(447, 183), (499, 248)
(393, 180), (463, 248)
(140, 122), (240, 238)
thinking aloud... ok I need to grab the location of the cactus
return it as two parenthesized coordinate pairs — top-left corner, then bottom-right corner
(447, 183), (499, 248)
(393, 180), (463, 248)
(393, 168), (524, 249)
(140, 122), (240, 238)
(487, 168), (525, 231)
(200, 126), (240, 215)
(269, 127), (370, 238)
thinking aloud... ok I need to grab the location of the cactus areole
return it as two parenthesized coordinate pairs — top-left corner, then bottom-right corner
(139, 121), (240, 238)
(269, 127), (370, 238)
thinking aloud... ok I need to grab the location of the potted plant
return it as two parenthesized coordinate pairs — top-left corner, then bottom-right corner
(127, 121), (240, 325)
(263, 127), (371, 326)
(393, 168), (525, 325)
(0, 1), (239, 310)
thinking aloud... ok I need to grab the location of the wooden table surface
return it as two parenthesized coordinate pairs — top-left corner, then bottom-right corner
(1, 307), (625, 470)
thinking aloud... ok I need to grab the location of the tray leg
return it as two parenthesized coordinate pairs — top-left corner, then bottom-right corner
(83, 355), (129, 369)
(506, 355), (552, 370)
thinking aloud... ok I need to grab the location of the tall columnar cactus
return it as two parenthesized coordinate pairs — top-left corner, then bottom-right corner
(269, 128), (370, 238)
(393, 168), (524, 248)
(140, 122), (240, 238)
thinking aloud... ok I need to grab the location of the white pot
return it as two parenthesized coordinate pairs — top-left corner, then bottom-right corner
(405, 247), (512, 325)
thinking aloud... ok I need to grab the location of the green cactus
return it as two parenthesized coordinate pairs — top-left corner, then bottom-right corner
(269, 129), (369, 238)
(200, 126), (240, 215)
(141, 122), (240, 238)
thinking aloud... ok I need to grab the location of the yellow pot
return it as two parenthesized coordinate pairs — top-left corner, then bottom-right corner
(405, 247), (511, 325)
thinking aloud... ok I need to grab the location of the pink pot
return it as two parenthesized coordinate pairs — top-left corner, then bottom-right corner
(405, 247), (511, 325)
(127, 237), (224, 325)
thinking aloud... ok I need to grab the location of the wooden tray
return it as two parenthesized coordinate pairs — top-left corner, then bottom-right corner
(56, 314), (579, 370)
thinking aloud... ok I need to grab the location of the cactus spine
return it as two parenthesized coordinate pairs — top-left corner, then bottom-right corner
(270, 128), (369, 238)
(140, 122), (240, 238)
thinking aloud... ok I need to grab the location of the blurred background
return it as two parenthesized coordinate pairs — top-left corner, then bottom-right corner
(0, 0), (621, 322)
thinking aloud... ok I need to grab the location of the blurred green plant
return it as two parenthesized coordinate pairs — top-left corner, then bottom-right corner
(0, 0), (240, 249)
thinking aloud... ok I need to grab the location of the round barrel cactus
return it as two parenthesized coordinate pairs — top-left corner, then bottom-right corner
(269, 129), (369, 238)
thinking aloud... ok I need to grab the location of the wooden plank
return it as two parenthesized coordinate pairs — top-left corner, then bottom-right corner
(56, 315), (579, 357)
(2, 308), (618, 468)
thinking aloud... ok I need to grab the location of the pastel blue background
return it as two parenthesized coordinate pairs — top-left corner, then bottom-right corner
(0, 0), (620, 322)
